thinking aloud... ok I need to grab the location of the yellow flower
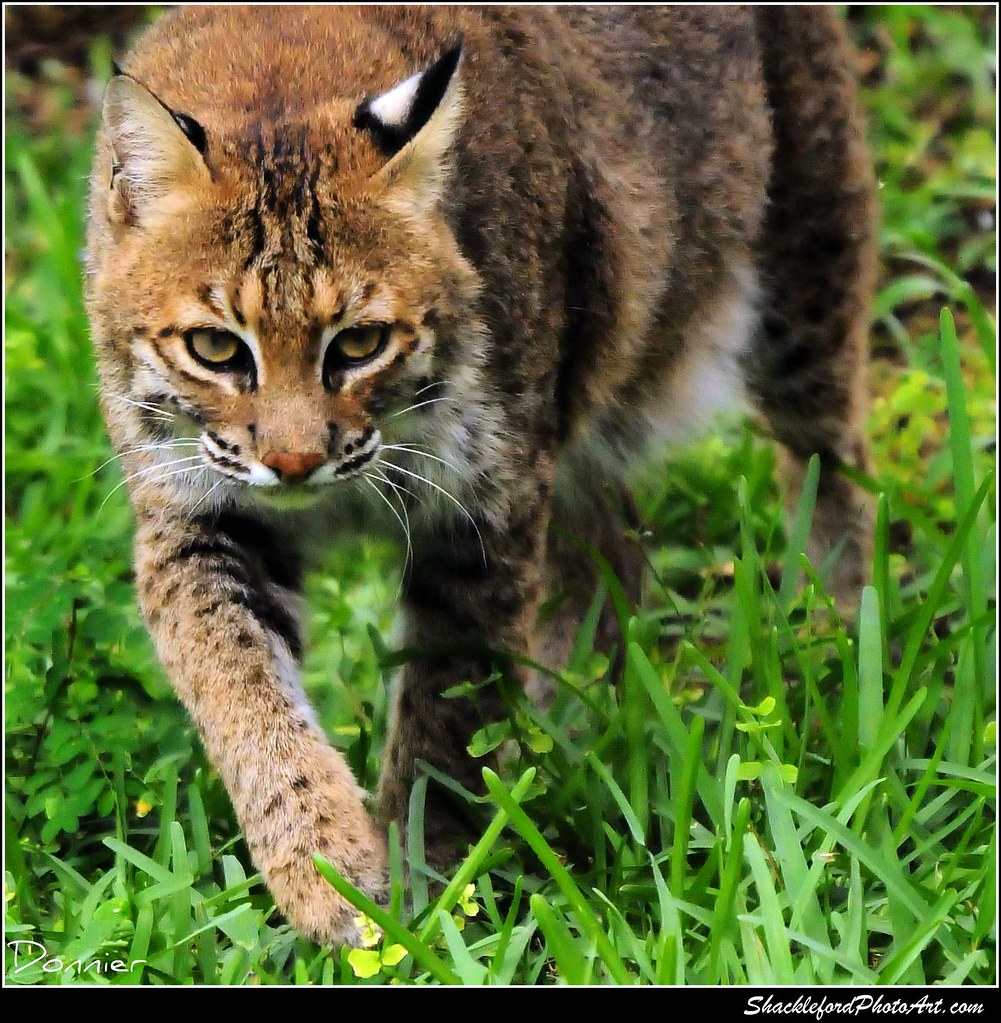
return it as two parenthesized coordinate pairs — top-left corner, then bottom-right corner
(354, 913), (382, 949)
(347, 944), (408, 979)
(458, 883), (480, 918)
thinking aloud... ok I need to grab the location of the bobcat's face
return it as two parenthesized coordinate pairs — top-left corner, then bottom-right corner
(87, 48), (480, 512)
(116, 181), (461, 509)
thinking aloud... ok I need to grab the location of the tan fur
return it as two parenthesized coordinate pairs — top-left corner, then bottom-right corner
(86, 6), (877, 944)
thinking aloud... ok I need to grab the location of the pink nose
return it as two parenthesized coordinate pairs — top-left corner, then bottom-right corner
(260, 450), (325, 483)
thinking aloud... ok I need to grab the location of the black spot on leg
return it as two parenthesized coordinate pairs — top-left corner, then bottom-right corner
(820, 233), (847, 259)
(292, 776), (311, 792)
(169, 536), (244, 567)
(762, 314), (787, 339)
(778, 343), (813, 374)
(227, 592), (302, 659)
(262, 793), (285, 818)
(212, 511), (303, 591)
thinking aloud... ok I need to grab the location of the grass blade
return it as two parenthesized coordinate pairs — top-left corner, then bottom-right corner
(312, 854), (460, 985)
(482, 767), (633, 984)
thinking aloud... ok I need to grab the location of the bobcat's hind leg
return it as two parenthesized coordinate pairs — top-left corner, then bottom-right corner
(377, 474), (553, 870)
(527, 480), (645, 708)
(748, 6), (878, 613)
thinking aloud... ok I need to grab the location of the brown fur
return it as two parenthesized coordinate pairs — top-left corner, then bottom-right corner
(85, 5), (876, 944)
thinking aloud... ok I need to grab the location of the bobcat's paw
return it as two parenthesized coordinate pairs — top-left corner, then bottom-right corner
(246, 749), (389, 946)
(262, 806), (388, 946)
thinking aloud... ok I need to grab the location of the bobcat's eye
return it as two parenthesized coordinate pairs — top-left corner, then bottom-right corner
(324, 323), (390, 387)
(185, 329), (252, 373)
(335, 324), (388, 364)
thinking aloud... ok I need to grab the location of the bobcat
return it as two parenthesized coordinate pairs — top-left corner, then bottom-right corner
(85, 5), (876, 945)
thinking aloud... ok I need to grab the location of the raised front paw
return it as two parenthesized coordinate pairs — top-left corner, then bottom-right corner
(244, 750), (389, 946)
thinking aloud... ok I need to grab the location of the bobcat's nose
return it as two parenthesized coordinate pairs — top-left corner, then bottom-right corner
(261, 450), (326, 484)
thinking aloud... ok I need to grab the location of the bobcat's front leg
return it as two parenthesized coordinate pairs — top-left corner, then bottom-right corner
(377, 478), (552, 865)
(134, 507), (386, 945)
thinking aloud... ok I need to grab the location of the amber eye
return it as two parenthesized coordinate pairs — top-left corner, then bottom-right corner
(335, 324), (388, 364)
(324, 323), (390, 388)
(185, 329), (251, 373)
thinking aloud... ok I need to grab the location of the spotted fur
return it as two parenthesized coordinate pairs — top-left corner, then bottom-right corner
(85, 6), (876, 945)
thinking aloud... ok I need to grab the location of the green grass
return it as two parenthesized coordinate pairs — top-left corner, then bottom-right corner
(4, 6), (996, 985)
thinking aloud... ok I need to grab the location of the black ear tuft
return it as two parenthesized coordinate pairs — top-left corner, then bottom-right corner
(354, 42), (463, 156)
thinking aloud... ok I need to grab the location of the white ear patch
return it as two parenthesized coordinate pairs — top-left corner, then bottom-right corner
(367, 72), (423, 130)
(354, 44), (463, 160)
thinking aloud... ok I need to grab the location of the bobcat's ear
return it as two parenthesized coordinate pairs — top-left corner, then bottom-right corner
(102, 74), (210, 225)
(355, 44), (463, 215)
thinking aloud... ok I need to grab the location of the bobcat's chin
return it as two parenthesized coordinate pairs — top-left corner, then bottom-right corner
(248, 486), (328, 512)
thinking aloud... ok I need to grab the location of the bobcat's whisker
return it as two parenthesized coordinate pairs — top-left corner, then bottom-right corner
(413, 380), (447, 397)
(98, 455), (204, 513)
(379, 443), (461, 475)
(370, 466), (419, 594)
(111, 395), (176, 422)
(388, 395), (455, 418)
(134, 439), (201, 451)
(129, 463), (213, 503)
(369, 465), (420, 502)
(122, 453), (205, 484)
(379, 458), (487, 567)
(82, 439), (201, 481)
(363, 473), (413, 585)
(111, 395), (166, 412)
(187, 476), (227, 518)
